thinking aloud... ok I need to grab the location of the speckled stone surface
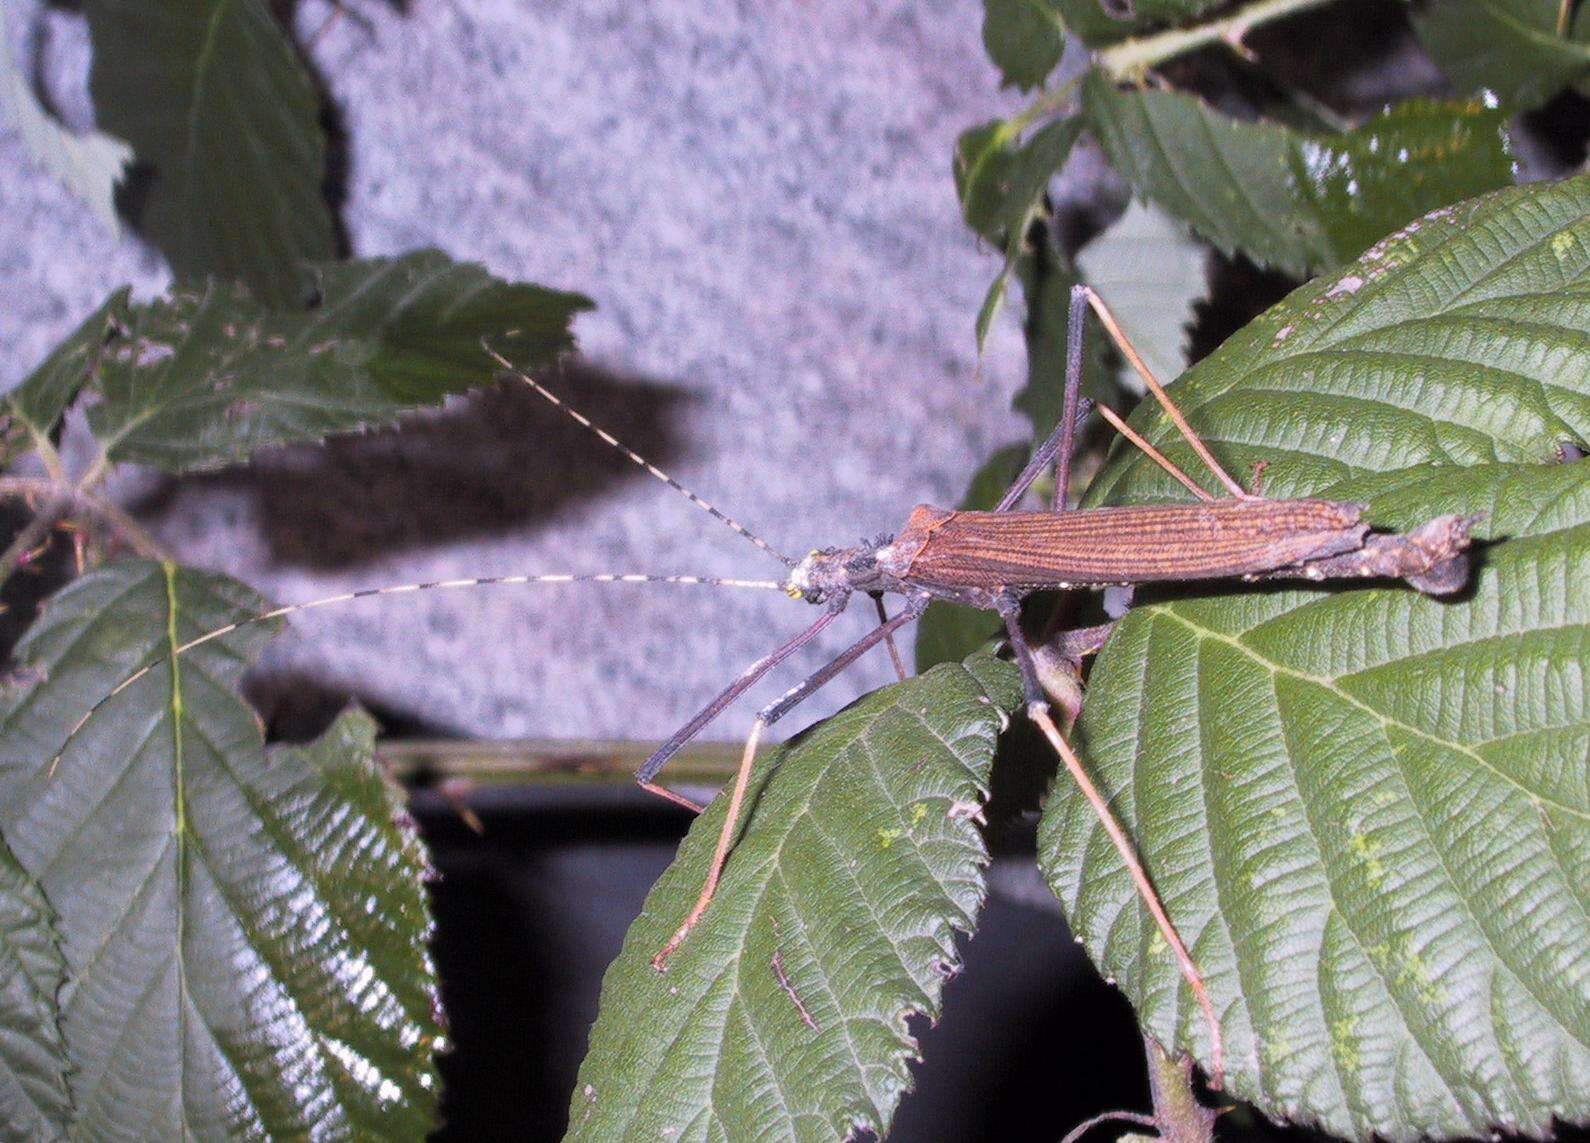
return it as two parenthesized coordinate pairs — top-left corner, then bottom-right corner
(1, 0), (1047, 742)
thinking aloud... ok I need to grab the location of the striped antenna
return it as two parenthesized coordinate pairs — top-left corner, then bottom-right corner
(484, 343), (797, 567)
(49, 570), (789, 777)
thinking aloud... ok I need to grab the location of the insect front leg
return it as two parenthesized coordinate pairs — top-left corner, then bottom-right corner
(634, 605), (846, 811)
(652, 596), (929, 970)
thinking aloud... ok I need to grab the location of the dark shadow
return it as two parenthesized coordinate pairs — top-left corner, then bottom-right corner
(1521, 87), (1590, 174)
(1188, 253), (1299, 365)
(128, 360), (691, 570)
(416, 801), (693, 1142)
(244, 673), (447, 742)
(898, 892), (1146, 1143)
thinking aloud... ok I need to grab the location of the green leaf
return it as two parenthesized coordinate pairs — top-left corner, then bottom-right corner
(3, 288), (129, 453)
(915, 446), (1028, 670)
(0, 835), (70, 1141)
(955, 117), (1083, 249)
(1084, 74), (1515, 276)
(1075, 200), (1207, 387)
(982, 0), (1066, 91)
(0, 0), (130, 232)
(84, 0), (335, 306)
(569, 656), (1021, 1141)
(1043, 464), (1590, 1139)
(1413, 0), (1590, 111)
(1085, 177), (1590, 508)
(1043, 178), (1590, 1137)
(1052, 0), (1228, 45)
(0, 561), (442, 1138)
(955, 117), (1083, 350)
(85, 250), (592, 472)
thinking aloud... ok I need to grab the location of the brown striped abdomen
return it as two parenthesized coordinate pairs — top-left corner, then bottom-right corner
(905, 499), (1367, 589)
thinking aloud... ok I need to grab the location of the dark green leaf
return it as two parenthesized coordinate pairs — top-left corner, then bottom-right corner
(569, 656), (1021, 1141)
(982, 0), (1066, 91)
(1044, 177), (1590, 1137)
(955, 117), (1083, 350)
(1413, 0), (1590, 111)
(1044, 464), (1589, 1139)
(1053, 0), (1228, 45)
(1085, 177), (1590, 508)
(0, 561), (442, 1138)
(85, 0), (335, 306)
(0, 835), (69, 1141)
(955, 117), (1083, 248)
(1084, 74), (1514, 275)
(954, 120), (1022, 245)
(0, 0), (130, 232)
(86, 250), (592, 471)
(915, 446), (1028, 670)
(3, 288), (129, 453)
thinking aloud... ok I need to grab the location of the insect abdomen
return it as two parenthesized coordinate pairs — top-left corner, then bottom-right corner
(906, 499), (1368, 589)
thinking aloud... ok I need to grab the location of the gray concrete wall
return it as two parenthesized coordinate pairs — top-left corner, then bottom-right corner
(2, 0), (1038, 744)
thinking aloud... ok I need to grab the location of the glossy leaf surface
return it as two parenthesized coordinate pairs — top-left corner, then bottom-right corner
(954, 117), (1083, 349)
(0, 562), (442, 1138)
(0, 836), (69, 1141)
(1414, 0), (1590, 110)
(1084, 77), (1514, 276)
(85, 0), (334, 306)
(981, 0), (1066, 90)
(2, 289), (128, 456)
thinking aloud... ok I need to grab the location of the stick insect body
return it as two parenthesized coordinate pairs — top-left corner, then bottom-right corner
(619, 287), (1473, 1086)
(65, 285), (1474, 1090)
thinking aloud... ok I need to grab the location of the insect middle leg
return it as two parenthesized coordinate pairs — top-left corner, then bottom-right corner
(990, 286), (1232, 1085)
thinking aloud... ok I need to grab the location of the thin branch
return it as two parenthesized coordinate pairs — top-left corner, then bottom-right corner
(379, 737), (745, 791)
(1095, 0), (1341, 81)
(0, 478), (166, 561)
(0, 491), (74, 588)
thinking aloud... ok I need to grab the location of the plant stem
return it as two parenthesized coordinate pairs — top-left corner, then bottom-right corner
(0, 491), (74, 589)
(1094, 0), (1341, 81)
(0, 478), (166, 561)
(379, 737), (744, 792)
(1142, 1035), (1218, 1143)
(1010, 71), (1086, 133)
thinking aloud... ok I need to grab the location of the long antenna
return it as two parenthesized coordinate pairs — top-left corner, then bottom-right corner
(49, 570), (788, 776)
(485, 344), (798, 567)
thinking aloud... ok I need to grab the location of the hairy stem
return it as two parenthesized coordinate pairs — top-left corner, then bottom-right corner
(1143, 1035), (1218, 1143)
(1094, 0), (1341, 81)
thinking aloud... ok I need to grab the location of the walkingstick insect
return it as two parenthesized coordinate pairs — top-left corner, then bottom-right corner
(62, 284), (1475, 1087)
